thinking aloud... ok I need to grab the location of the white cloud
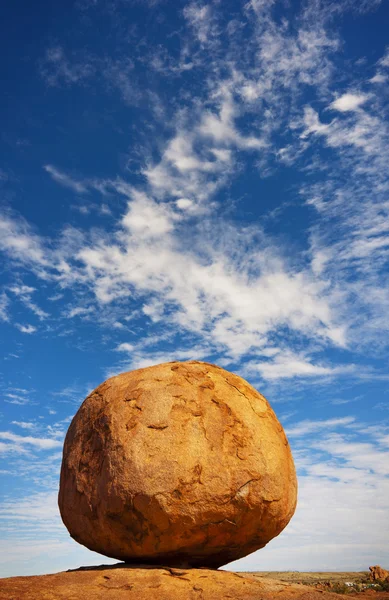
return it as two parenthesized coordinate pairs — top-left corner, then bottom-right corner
(312, 434), (389, 476)
(176, 198), (194, 210)
(115, 342), (134, 352)
(109, 345), (211, 375)
(9, 284), (35, 295)
(0, 213), (48, 268)
(370, 72), (387, 84)
(285, 416), (355, 437)
(40, 46), (94, 87)
(330, 92), (369, 112)
(301, 101), (384, 158)
(0, 178), (349, 371)
(44, 164), (88, 194)
(50, 384), (89, 404)
(65, 306), (93, 319)
(122, 191), (177, 237)
(102, 57), (141, 106)
(143, 129), (232, 205)
(0, 292), (9, 322)
(199, 88), (266, 151)
(3, 392), (31, 406)
(183, 3), (214, 45)
(0, 432), (62, 452)
(301, 106), (331, 138)
(75, 194), (344, 357)
(15, 324), (37, 334)
(297, 71), (389, 350)
(11, 422), (36, 431)
(0, 489), (117, 576)
(0, 491), (60, 524)
(48, 293), (64, 302)
(378, 48), (389, 68)
(251, 351), (353, 380)
(9, 285), (49, 320)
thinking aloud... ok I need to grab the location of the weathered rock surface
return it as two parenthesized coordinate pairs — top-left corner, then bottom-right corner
(59, 361), (297, 567)
(370, 565), (389, 581)
(0, 566), (342, 600)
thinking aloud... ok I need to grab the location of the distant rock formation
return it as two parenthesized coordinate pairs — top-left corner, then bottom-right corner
(59, 361), (297, 568)
(369, 565), (389, 582)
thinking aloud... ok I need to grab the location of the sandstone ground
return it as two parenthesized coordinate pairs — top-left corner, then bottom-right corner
(1, 565), (389, 600)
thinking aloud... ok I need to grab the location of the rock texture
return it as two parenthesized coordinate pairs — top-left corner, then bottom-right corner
(0, 566), (343, 600)
(59, 361), (297, 567)
(370, 566), (389, 582)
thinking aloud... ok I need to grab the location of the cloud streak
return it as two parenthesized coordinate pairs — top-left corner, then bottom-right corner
(0, 432), (62, 453)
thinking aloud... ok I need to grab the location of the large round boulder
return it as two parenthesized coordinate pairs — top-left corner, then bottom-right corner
(59, 361), (297, 568)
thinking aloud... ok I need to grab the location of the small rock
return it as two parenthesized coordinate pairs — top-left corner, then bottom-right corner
(369, 565), (389, 581)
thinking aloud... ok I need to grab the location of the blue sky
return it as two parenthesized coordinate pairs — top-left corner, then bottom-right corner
(1, 0), (389, 578)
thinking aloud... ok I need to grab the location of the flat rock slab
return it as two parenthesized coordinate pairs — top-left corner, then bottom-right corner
(0, 565), (342, 600)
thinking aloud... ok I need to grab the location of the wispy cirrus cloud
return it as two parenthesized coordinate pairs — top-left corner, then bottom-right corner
(4, 3), (389, 380)
(9, 285), (49, 321)
(11, 421), (36, 431)
(248, 351), (353, 381)
(0, 212), (48, 269)
(0, 489), (117, 576)
(0, 292), (9, 322)
(294, 68), (389, 351)
(0, 432), (62, 453)
(43, 165), (89, 194)
(285, 416), (356, 437)
(3, 394), (31, 406)
(0, 191), (344, 368)
(15, 324), (37, 334)
(1, 3), (389, 371)
(329, 92), (369, 112)
(40, 46), (95, 87)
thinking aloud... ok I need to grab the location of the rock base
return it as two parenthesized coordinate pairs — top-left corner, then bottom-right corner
(0, 564), (341, 600)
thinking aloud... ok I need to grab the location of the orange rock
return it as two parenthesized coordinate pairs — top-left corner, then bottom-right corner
(369, 566), (389, 581)
(59, 361), (297, 568)
(0, 566), (340, 600)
